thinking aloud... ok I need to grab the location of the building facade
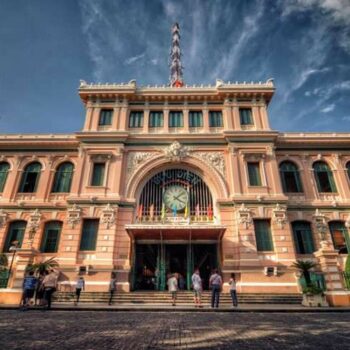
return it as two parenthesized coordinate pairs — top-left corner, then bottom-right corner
(0, 78), (350, 305)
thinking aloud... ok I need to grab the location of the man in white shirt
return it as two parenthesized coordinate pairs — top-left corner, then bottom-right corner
(191, 268), (203, 307)
(167, 273), (178, 306)
(75, 276), (85, 305)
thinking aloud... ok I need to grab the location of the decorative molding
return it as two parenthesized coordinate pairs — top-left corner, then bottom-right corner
(27, 209), (41, 248)
(237, 204), (252, 229)
(0, 209), (8, 227)
(272, 203), (287, 229)
(191, 152), (226, 178)
(127, 152), (158, 182)
(313, 209), (328, 241)
(162, 141), (191, 162)
(100, 203), (117, 229)
(67, 204), (82, 229)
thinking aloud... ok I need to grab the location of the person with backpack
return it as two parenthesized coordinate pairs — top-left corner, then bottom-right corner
(20, 270), (37, 310)
(209, 269), (222, 308)
(229, 273), (238, 307)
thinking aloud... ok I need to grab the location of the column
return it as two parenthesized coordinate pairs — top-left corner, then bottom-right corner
(112, 100), (121, 130)
(223, 98), (233, 131)
(232, 98), (240, 130)
(163, 107), (169, 133)
(315, 241), (348, 306)
(183, 108), (189, 132)
(119, 98), (129, 131)
(259, 100), (271, 130)
(143, 108), (150, 133)
(203, 104), (209, 132)
(83, 98), (94, 131)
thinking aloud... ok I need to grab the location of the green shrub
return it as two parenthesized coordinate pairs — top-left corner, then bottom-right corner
(302, 284), (324, 296)
(345, 254), (350, 273)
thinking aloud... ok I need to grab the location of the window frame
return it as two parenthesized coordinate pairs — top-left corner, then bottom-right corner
(40, 221), (62, 253)
(79, 219), (99, 251)
(90, 162), (105, 187)
(129, 111), (144, 128)
(18, 162), (42, 193)
(3, 221), (27, 252)
(98, 109), (113, 126)
(189, 111), (203, 128)
(51, 162), (74, 193)
(279, 161), (303, 193)
(169, 111), (184, 128)
(149, 111), (164, 128)
(209, 111), (223, 127)
(328, 221), (349, 254)
(313, 161), (337, 193)
(291, 221), (315, 254)
(239, 108), (254, 126)
(0, 162), (10, 193)
(254, 219), (274, 252)
(247, 162), (262, 186)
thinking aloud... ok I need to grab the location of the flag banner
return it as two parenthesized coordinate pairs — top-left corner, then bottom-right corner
(173, 204), (177, 217)
(138, 204), (143, 222)
(161, 203), (166, 221)
(207, 204), (213, 221)
(149, 204), (154, 220)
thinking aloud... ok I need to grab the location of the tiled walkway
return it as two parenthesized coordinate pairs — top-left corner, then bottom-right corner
(1, 310), (349, 349)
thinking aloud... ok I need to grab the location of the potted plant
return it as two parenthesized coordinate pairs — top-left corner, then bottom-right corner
(292, 260), (328, 307)
(26, 257), (59, 275)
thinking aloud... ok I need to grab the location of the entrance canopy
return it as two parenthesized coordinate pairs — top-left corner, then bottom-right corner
(125, 224), (226, 241)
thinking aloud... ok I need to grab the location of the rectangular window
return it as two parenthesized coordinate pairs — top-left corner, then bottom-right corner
(98, 109), (113, 126)
(239, 108), (253, 125)
(91, 163), (105, 186)
(129, 111), (144, 128)
(149, 111), (164, 127)
(209, 111), (223, 127)
(169, 111), (184, 128)
(248, 162), (262, 186)
(189, 111), (203, 127)
(254, 220), (274, 251)
(80, 219), (99, 251)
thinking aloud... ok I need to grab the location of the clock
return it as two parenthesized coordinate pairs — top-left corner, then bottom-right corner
(163, 185), (188, 211)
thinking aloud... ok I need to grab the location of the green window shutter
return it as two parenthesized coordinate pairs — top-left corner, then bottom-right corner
(91, 163), (105, 186)
(41, 221), (62, 253)
(99, 109), (113, 125)
(254, 220), (273, 251)
(80, 219), (99, 251)
(52, 162), (74, 193)
(169, 111), (183, 127)
(248, 162), (262, 186)
(239, 108), (253, 125)
(19, 162), (41, 193)
(209, 111), (223, 127)
(279, 161), (303, 193)
(129, 111), (144, 128)
(329, 221), (348, 253)
(0, 162), (10, 192)
(4, 221), (26, 252)
(328, 172), (337, 192)
(292, 222), (315, 254)
(149, 112), (164, 127)
(313, 161), (337, 193)
(189, 111), (203, 127)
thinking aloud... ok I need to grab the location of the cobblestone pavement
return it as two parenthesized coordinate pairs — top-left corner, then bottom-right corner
(1, 311), (349, 350)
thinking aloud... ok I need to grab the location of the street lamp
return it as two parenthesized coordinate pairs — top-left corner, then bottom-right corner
(7, 240), (19, 288)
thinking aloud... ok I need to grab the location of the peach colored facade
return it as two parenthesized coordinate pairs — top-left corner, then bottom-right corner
(0, 79), (350, 306)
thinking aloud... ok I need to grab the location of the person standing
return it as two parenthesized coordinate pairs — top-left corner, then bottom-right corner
(75, 276), (85, 305)
(167, 273), (178, 306)
(42, 269), (59, 310)
(229, 273), (238, 307)
(20, 271), (37, 310)
(35, 273), (45, 306)
(191, 268), (203, 308)
(108, 274), (117, 305)
(209, 269), (222, 308)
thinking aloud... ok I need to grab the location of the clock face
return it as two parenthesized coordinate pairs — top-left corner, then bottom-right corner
(163, 185), (188, 211)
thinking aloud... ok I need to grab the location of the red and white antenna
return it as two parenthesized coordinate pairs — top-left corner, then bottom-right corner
(169, 23), (184, 87)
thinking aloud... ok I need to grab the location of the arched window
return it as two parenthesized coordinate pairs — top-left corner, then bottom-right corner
(51, 162), (74, 193)
(328, 221), (349, 254)
(313, 161), (337, 193)
(18, 162), (42, 193)
(292, 221), (315, 254)
(0, 162), (10, 192)
(279, 161), (303, 193)
(41, 221), (62, 253)
(3, 221), (26, 252)
(346, 161), (350, 181)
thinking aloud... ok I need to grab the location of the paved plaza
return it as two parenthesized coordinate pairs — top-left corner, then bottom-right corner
(0, 311), (349, 349)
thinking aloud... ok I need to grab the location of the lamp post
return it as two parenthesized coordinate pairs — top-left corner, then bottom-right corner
(7, 240), (19, 288)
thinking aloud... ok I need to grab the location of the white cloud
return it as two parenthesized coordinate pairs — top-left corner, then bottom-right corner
(124, 53), (145, 65)
(342, 116), (350, 121)
(320, 104), (335, 113)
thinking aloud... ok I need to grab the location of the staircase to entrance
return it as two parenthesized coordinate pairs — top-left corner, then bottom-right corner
(54, 291), (302, 305)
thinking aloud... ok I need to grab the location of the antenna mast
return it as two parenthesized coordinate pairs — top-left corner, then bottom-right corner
(169, 23), (184, 87)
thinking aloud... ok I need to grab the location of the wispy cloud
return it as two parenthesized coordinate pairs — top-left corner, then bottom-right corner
(124, 53), (145, 65)
(320, 104), (335, 113)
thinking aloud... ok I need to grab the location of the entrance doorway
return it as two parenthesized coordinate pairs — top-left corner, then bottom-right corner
(132, 242), (218, 291)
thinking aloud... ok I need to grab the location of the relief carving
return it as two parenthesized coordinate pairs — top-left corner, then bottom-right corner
(163, 141), (191, 162)
(100, 203), (117, 229)
(192, 152), (226, 177)
(67, 204), (82, 229)
(127, 152), (158, 181)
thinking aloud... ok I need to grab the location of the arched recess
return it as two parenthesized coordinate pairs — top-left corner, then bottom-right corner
(126, 154), (229, 202)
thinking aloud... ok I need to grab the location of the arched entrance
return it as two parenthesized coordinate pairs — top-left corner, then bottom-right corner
(127, 168), (225, 291)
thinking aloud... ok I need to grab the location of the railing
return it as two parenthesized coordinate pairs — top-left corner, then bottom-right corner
(134, 213), (215, 225)
(343, 272), (350, 290)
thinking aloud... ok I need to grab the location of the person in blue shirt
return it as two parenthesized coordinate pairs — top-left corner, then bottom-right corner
(20, 271), (37, 310)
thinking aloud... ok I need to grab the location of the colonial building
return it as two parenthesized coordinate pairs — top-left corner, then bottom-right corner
(0, 25), (350, 306)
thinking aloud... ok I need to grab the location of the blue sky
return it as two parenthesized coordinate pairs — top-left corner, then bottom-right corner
(0, 0), (349, 133)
